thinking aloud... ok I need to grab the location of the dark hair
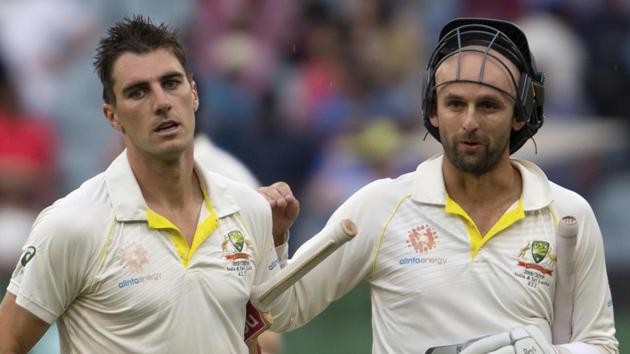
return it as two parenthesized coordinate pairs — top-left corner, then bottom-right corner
(422, 18), (545, 154)
(93, 15), (191, 104)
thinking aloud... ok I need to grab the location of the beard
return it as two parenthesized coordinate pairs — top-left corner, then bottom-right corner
(442, 130), (510, 175)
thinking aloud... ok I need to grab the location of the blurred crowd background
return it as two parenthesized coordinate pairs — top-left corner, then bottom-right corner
(0, 0), (628, 353)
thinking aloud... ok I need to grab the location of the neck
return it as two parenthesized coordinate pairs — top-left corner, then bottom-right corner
(127, 147), (200, 210)
(442, 154), (521, 206)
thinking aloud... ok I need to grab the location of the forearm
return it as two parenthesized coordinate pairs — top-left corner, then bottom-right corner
(0, 295), (25, 354)
(0, 331), (24, 354)
(0, 293), (49, 354)
(267, 222), (369, 331)
(267, 242), (359, 331)
(0, 345), (23, 354)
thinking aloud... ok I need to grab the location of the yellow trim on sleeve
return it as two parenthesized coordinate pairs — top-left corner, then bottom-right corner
(146, 190), (219, 269)
(84, 219), (118, 295)
(548, 206), (558, 225)
(96, 219), (117, 271)
(445, 196), (525, 259)
(368, 194), (412, 280)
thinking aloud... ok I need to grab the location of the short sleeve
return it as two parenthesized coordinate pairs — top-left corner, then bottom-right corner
(8, 209), (96, 324)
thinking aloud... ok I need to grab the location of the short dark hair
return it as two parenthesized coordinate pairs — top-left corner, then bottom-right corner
(93, 15), (191, 104)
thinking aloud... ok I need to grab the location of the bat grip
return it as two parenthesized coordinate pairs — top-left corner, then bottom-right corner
(552, 215), (578, 344)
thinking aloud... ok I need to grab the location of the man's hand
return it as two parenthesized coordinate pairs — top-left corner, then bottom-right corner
(257, 182), (300, 247)
(459, 325), (562, 354)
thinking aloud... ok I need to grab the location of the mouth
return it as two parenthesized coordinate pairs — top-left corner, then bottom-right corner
(154, 121), (180, 135)
(462, 141), (481, 147)
(458, 140), (483, 152)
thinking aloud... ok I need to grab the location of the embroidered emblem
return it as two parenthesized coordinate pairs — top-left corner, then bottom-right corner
(516, 240), (555, 275)
(514, 239), (556, 289)
(222, 230), (255, 276)
(222, 230), (253, 261)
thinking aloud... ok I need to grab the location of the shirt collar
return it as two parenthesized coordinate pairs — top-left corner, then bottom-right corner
(105, 150), (241, 222)
(411, 154), (553, 211)
(411, 155), (448, 206)
(105, 151), (147, 222)
(511, 158), (553, 210)
(193, 160), (240, 218)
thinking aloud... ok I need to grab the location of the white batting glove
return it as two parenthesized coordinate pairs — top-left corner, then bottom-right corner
(460, 325), (559, 354)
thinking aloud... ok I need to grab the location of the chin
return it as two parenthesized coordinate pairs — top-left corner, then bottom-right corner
(154, 140), (193, 159)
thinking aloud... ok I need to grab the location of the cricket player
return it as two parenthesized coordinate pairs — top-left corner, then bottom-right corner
(0, 16), (296, 353)
(260, 18), (619, 353)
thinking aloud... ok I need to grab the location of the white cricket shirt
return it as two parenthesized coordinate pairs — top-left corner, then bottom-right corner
(276, 155), (618, 353)
(8, 151), (286, 353)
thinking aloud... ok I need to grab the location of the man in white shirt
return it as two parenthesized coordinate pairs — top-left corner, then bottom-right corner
(260, 18), (619, 354)
(194, 134), (260, 188)
(0, 16), (294, 353)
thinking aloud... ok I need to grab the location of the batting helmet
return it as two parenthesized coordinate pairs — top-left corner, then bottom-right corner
(422, 18), (545, 154)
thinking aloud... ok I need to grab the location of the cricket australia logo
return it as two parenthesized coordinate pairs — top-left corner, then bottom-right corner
(406, 224), (438, 254)
(222, 230), (253, 260)
(531, 241), (550, 263)
(514, 240), (556, 289)
(118, 242), (149, 273)
(222, 230), (254, 277)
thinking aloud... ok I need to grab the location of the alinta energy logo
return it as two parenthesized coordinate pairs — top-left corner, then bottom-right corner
(407, 224), (438, 254)
(117, 242), (161, 289)
(401, 224), (447, 266)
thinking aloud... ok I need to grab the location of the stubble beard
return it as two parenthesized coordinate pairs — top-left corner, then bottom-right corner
(443, 131), (510, 176)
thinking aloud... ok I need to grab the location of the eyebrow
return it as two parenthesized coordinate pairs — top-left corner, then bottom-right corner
(121, 70), (186, 97)
(440, 86), (513, 103)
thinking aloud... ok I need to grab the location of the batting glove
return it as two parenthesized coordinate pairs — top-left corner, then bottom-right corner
(459, 325), (560, 354)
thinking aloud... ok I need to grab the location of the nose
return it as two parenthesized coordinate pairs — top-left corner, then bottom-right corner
(152, 84), (171, 116)
(461, 104), (479, 133)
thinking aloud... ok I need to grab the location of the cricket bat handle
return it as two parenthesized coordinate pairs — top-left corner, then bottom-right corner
(552, 215), (579, 344)
(251, 218), (358, 310)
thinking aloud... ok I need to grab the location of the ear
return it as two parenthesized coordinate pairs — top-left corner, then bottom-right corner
(191, 80), (199, 112)
(428, 110), (439, 128)
(512, 119), (525, 131)
(103, 103), (124, 133)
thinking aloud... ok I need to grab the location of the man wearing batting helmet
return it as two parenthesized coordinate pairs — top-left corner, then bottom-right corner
(260, 18), (618, 354)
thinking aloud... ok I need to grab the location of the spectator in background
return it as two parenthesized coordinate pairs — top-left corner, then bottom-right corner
(518, 8), (592, 116)
(194, 133), (260, 188)
(190, 0), (294, 91)
(575, 0), (630, 120)
(295, 120), (405, 244)
(0, 0), (96, 115)
(0, 55), (58, 278)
